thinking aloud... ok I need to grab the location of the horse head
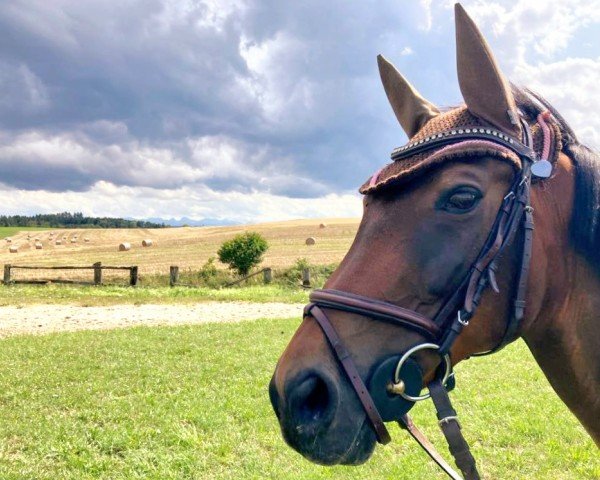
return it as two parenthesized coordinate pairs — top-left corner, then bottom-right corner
(270, 2), (600, 472)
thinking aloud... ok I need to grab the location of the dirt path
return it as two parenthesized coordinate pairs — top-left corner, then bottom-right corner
(0, 303), (304, 338)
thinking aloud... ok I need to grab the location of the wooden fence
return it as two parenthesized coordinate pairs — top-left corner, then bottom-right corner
(169, 266), (276, 288)
(1, 264), (311, 288)
(2, 262), (138, 286)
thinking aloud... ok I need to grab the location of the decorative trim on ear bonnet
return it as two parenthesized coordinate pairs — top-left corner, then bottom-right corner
(360, 106), (562, 194)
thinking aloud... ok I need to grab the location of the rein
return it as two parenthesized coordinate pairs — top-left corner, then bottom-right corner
(303, 115), (553, 479)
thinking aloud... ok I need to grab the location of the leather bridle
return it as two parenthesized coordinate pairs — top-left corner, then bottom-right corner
(302, 116), (552, 479)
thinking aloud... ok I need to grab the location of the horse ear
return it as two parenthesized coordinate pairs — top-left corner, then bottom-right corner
(455, 3), (521, 137)
(377, 54), (439, 138)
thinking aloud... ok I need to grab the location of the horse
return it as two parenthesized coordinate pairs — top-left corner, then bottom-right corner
(269, 3), (599, 479)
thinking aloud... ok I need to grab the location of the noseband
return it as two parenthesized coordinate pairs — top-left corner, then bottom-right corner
(303, 116), (552, 479)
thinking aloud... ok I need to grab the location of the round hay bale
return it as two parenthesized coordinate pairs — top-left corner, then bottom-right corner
(84, 238), (90, 243)
(9, 246), (18, 253)
(305, 237), (316, 246)
(118, 242), (131, 252)
(55, 240), (62, 245)
(142, 239), (153, 247)
(70, 238), (77, 244)
(35, 243), (43, 250)
(5, 238), (12, 243)
(319, 223), (327, 228)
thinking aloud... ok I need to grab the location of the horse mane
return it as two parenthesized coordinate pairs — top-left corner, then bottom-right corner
(513, 86), (600, 274)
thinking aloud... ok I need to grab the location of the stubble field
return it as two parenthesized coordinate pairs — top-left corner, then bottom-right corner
(0, 219), (359, 281)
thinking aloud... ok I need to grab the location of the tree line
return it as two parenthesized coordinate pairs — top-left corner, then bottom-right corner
(0, 212), (167, 229)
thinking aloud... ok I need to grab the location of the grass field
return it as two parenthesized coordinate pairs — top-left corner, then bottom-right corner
(0, 219), (359, 284)
(0, 318), (596, 479)
(0, 284), (308, 306)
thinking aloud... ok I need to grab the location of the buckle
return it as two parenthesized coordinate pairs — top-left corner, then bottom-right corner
(438, 415), (461, 429)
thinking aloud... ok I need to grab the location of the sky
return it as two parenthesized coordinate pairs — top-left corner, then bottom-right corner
(0, 0), (598, 224)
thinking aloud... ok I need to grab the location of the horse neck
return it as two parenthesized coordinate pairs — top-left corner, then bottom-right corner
(522, 153), (600, 445)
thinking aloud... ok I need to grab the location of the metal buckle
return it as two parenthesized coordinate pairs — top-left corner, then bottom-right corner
(503, 191), (515, 202)
(438, 415), (461, 429)
(457, 311), (469, 326)
(393, 343), (452, 402)
(519, 176), (529, 187)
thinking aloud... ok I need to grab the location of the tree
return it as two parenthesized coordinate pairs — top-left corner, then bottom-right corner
(217, 232), (269, 276)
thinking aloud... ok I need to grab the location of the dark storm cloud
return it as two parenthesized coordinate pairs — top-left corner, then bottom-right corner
(0, 0), (452, 195)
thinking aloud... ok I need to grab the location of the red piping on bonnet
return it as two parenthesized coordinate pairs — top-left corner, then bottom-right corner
(537, 111), (552, 161)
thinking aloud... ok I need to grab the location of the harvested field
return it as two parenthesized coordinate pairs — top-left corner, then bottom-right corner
(0, 218), (359, 282)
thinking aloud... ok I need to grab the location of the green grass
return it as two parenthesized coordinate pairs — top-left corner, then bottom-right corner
(0, 284), (308, 306)
(0, 227), (47, 239)
(0, 319), (596, 479)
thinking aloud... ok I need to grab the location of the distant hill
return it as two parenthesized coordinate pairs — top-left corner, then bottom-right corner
(143, 217), (239, 227)
(0, 212), (166, 229)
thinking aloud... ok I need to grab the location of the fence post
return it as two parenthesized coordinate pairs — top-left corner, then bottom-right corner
(170, 266), (179, 287)
(263, 268), (272, 284)
(93, 262), (102, 285)
(130, 266), (138, 286)
(302, 268), (311, 288)
(3, 265), (10, 284)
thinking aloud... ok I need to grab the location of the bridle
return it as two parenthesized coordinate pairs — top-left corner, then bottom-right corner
(302, 113), (555, 479)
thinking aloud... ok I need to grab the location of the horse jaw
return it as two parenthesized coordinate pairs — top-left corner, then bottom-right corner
(520, 152), (600, 445)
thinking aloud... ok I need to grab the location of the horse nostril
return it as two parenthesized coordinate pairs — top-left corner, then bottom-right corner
(289, 374), (337, 431)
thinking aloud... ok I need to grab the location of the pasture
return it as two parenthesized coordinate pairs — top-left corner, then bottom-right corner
(0, 318), (597, 479)
(0, 219), (359, 280)
(0, 284), (307, 307)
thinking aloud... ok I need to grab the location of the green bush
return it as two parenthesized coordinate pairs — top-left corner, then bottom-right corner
(217, 232), (269, 276)
(198, 257), (218, 282)
(281, 258), (338, 288)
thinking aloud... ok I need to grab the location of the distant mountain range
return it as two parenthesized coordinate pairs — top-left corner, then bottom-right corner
(141, 217), (239, 227)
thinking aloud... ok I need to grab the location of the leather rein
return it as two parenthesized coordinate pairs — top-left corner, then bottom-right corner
(303, 117), (550, 480)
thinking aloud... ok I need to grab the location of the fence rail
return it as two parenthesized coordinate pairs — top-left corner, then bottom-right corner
(225, 268), (271, 287)
(2, 264), (311, 288)
(169, 266), (276, 288)
(2, 262), (138, 286)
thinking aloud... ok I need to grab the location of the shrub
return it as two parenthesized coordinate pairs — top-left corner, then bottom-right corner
(198, 257), (218, 282)
(217, 232), (269, 276)
(281, 258), (338, 288)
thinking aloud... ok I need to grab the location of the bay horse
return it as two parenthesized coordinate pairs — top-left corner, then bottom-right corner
(269, 3), (599, 479)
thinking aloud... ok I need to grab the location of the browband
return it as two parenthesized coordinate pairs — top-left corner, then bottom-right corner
(391, 127), (535, 162)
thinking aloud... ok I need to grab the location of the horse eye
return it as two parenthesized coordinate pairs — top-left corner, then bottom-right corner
(442, 189), (482, 213)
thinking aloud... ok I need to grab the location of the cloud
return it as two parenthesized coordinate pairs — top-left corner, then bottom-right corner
(457, 0), (600, 65)
(0, 0), (597, 221)
(514, 57), (600, 148)
(0, 181), (362, 224)
(0, 129), (331, 197)
(449, 0), (600, 149)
